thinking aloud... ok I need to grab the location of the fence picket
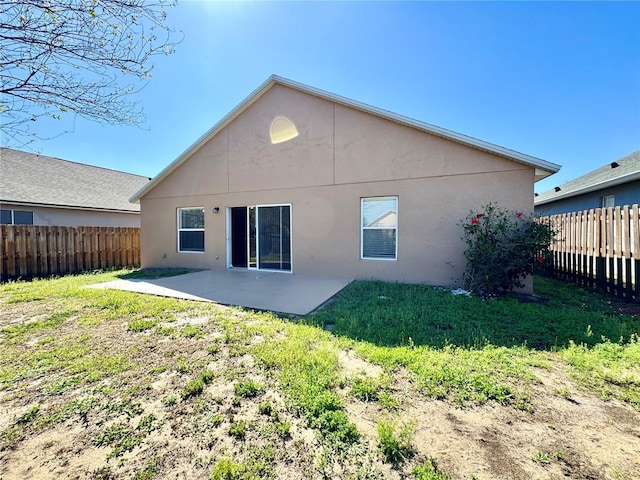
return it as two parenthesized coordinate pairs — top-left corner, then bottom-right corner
(0, 226), (140, 282)
(541, 204), (639, 301)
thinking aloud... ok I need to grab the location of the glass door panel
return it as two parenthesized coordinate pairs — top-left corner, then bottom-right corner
(257, 205), (291, 271)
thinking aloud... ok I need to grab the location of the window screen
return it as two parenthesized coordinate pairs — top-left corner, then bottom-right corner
(361, 197), (397, 259)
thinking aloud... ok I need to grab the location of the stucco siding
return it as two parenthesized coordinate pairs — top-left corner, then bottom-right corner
(228, 86), (335, 192)
(0, 203), (140, 227)
(140, 168), (533, 286)
(139, 83), (536, 288)
(333, 104), (526, 184)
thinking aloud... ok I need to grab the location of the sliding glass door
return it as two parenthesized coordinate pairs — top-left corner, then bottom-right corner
(230, 205), (291, 272)
(257, 205), (291, 271)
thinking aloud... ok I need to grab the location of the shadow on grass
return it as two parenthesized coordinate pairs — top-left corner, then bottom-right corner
(116, 268), (200, 280)
(306, 276), (640, 351)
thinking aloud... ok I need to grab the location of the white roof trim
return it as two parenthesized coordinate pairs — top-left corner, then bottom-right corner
(131, 75), (561, 202)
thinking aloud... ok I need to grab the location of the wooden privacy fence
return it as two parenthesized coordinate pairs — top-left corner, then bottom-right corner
(0, 226), (140, 282)
(539, 204), (639, 301)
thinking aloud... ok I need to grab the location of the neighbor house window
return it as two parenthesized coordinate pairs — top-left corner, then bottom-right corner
(177, 207), (205, 252)
(0, 209), (33, 225)
(601, 195), (615, 208)
(361, 196), (397, 260)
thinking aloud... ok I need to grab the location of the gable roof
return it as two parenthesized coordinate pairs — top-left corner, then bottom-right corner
(131, 75), (561, 202)
(534, 150), (640, 206)
(0, 148), (151, 213)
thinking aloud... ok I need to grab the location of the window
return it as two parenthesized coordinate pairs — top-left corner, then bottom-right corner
(361, 196), (397, 260)
(177, 207), (205, 252)
(601, 195), (615, 208)
(0, 209), (33, 225)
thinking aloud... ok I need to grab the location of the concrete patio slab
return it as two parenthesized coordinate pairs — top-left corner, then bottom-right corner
(89, 269), (352, 315)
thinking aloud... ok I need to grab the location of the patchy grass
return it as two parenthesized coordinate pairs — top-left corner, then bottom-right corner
(0, 271), (638, 480)
(309, 276), (640, 410)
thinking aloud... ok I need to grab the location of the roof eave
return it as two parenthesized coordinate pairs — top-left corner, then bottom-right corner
(534, 171), (640, 206)
(0, 199), (140, 213)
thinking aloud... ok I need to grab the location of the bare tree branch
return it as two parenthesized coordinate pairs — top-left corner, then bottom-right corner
(0, 0), (178, 146)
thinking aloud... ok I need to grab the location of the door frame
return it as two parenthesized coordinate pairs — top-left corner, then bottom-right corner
(226, 203), (293, 273)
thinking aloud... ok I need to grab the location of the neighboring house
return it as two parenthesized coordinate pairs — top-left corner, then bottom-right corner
(534, 150), (640, 215)
(0, 148), (150, 227)
(131, 75), (560, 287)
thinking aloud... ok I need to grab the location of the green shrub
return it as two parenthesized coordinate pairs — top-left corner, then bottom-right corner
(459, 202), (554, 294)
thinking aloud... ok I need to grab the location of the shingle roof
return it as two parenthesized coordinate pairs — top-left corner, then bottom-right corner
(534, 150), (640, 206)
(131, 75), (561, 202)
(0, 148), (150, 212)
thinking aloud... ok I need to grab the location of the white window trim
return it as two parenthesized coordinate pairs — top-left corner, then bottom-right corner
(225, 203), (293, 273)
(601, 194), (615, 208)
(360, 196), (398, 261)
(177, 207), (205, 253)
(1, 208), (34, 225)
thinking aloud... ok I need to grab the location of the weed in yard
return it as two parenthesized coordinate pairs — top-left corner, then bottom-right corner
(559, 335), (640, 410)
(134, 456), (160, 480)
(93, 414), (157, 458)
(253, 325), (359, 446)
(182, 380), (204, 399)
(182, 370), (216, 399)
(16, 405), (40, 423)
(176, 359), (192, 374)
(259, 401), (273, 416)
(179, 324), (204, 338)
(378, 391), (400, 411)
(207, 344), (221, 356)
(42, 377), (80, 395)
(413, 457), (452, 480)
(533, 451), (551, 464)
(350, 375), (380, 402)
(555, 387), (573, 400)
(275, 420), (291, 439)
(105, 398), (144, 419)
(234, 379), (264, 398)
(163, 395), (178, 407)
(210, 457), (246, 480)
(37, 396), (98, 428)
(89, 466), (115, 480)
(127, 318), (158, 332)
(2, 310), (76, 343)
(228, 419), (247, 439)
(377, 419), (415, 464)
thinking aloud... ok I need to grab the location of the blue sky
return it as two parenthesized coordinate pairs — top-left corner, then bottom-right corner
(4, 1), (640, 194)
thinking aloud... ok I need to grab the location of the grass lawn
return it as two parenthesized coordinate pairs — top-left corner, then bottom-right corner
(0, 270), (638, 480)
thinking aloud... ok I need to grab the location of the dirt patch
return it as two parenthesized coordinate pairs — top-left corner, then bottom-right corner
(1, 301), (639, 480)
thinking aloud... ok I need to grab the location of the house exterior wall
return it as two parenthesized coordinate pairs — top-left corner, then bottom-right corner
(140, 84), (534, 287)
(0, 203), (140, 227)
(534, 180), (640, 216)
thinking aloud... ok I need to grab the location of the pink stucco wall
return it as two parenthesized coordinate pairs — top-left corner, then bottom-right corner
(140, 84), (534, 288)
